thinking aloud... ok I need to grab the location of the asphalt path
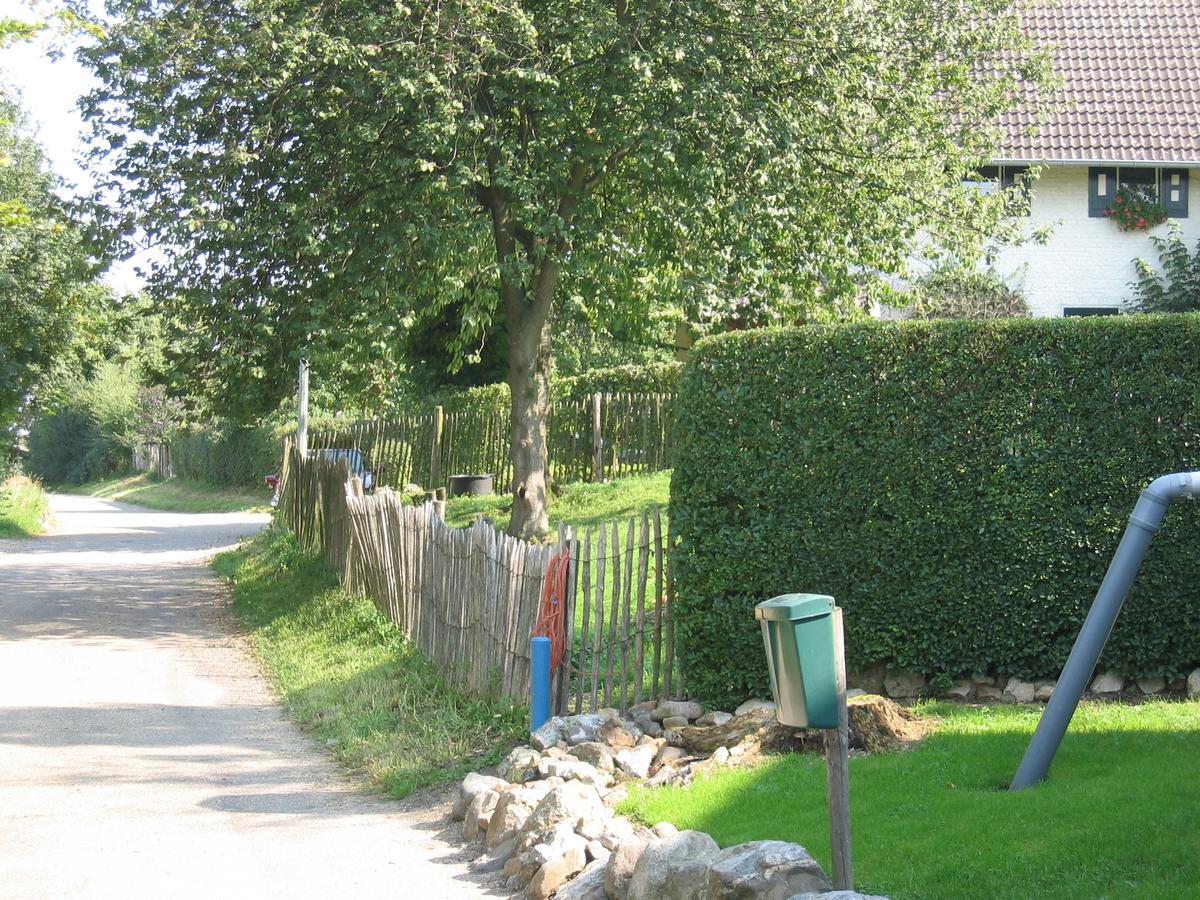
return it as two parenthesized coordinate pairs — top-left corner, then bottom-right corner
(0, 493), (502, 899)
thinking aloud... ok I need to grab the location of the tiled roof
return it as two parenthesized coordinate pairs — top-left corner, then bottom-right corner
(997, 0), (1200, 163)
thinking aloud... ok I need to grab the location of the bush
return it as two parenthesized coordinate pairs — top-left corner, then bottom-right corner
(671, 317), (1200, 708)
(909, 264), (1029, 320)
(1129, 224), (1200, 312)
(556, 361), (682, 401)
(170, 424), (283, 487)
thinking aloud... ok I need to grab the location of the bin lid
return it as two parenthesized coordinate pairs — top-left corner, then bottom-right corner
(754, 593), (835, 622)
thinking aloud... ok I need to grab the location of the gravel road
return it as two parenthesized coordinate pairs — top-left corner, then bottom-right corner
(0, 493), (503, 899)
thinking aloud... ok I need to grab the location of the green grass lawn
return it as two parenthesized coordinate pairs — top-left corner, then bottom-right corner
(444, 470), (670, 533)
(67, 473), (271, 513)
(213, 527), (526, 797)
(621, 700), (1200, 899)
(0, 475), (50, 537)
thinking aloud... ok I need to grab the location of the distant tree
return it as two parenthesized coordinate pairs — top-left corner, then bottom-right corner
(81, 0), (1048, 537)
(909, 263), (1030, 320)
(1128, 225), (1200, 313)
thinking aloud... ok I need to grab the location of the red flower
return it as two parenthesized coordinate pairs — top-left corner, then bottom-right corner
(1137, 217), (1147, 227)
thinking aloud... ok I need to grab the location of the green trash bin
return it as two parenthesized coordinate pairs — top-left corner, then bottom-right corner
(755, 593), (840, 729)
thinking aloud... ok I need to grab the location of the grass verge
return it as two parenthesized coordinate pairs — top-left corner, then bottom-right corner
(0, 474), (50, 537)
(67, 473), (271, 513)
(620, 700), (1200, 899)
(213, 527), (526, 797)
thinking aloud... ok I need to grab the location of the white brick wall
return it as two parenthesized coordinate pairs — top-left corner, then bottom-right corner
(992, 166), (1200, 317)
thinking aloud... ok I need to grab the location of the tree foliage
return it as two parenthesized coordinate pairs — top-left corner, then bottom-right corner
(909, 262), (1030, 320)
(80, 0), (1048, 533)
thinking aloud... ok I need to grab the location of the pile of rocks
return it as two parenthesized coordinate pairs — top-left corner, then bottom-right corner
(453, 699), (888, 899)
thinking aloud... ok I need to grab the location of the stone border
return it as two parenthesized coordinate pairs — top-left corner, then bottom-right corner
(452, 701), (888, 900)
(851, 665), (1200, 703)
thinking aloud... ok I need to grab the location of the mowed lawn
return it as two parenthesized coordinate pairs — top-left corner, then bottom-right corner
(621, 700), (1200, 900)
(67, 473), (271, 513)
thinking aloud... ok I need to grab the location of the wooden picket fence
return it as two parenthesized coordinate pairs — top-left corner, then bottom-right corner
(277, 443), (684, 712)
(131, 443), (173, 478)
(307, 391), (675, 495)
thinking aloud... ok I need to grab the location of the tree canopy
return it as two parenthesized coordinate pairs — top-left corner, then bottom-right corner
(81, 0), (1048, 534)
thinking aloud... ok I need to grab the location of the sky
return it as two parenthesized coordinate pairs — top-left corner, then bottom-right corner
(1, 0), (148, 293)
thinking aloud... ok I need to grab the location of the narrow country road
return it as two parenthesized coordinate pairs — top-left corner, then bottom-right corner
(0, 493), (502, 899)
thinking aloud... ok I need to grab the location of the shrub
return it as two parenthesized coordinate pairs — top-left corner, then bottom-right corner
(170, 424), (282, 487)
(556, 361), (682, 401)
(909, 264), (1029, 320)
(671, 317), (1200, 708)
(1129, 224), (1200, 312)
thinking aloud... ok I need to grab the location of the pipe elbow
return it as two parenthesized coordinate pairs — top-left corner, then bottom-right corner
(1146, 471), (1200, 502)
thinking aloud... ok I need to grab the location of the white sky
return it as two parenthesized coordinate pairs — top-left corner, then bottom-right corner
(1, 0), (148, 293)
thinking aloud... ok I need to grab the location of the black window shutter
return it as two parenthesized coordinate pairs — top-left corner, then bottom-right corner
(1162, 168), (1189, 217)
(1089, 166), (1118, 217)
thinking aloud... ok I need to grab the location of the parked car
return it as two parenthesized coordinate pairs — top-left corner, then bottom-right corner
(265, 447), (377, 507)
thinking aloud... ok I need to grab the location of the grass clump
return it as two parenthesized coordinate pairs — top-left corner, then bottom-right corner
(621, 700), (1200, 899)
(214, 527), (526, 797)
(69, 472), (270, 513)
(0, 474), (50, 537)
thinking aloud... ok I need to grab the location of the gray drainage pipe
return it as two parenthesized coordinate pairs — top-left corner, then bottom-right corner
(1010, 471), (1200, 791)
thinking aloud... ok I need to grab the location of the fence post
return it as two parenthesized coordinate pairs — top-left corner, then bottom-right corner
(430, 405), (445, 492)
(297, 358), (310, 457)
(592, 393), (603, 482)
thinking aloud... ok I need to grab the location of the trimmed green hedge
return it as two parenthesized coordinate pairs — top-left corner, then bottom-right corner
(557, 362), (681, 401)
(671, 316), (1200, 707)
(170, 425), (283, 487)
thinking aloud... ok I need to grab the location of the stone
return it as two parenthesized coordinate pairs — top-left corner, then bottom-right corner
(946, 680), (973, 700)
(637, 734), (663, 748)
(630, 700), (658, 714)
(454, 772), (507, 819)
(596, 707), (621, 719)
(586, 840), (610, 863)
(531, 717), (564, 751)
(635, 715), (663, 738)
(526, 839), (588, 899)
(627, 830), (721, 900)
(661, 715), (690, 729)
(1090, 672), (1125, 694)
(1136, 676), (1166, 695)
(706, 840), (832, 898)
(711, 746), (731, 766)
(1003, 679), (1036, 704)
(652, 744), (687, 772)
(975, 683), (1004, 702)
(615, 744), (658, 778)
(598, 816), (637, 851)
(883, 668), (926, 698)
(845, 688), (866, 699)
(560, 714), (608, 745)
(554, 858), (609, 900)
(604, 828), (656, 899)
(846, 661), (887, 695)
(602, 784), (630, 809)
(652, 821), (678, 838)
(462, 789), (501, 842)
(597, 719), (640, 749)
(485, 787), (539, 849)
(576, 816), (607, 841)
(697, 710), (734, 727)
(521, 782), (606, 841)
(474, 838), (517, 873)
(1188, 668), (1200, 698)
(734, 698), (776, 716)
(499, 747), (543, 784)
(788, 893), (890, 899)
(537, 756), (610, 788)
(1034, 680), (1057, 702)
(1169, 677), (1187, 693)
(652, 700), (704, 722)
(569, 741), (616, 772)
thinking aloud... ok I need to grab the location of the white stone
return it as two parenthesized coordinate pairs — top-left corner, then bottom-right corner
(734, 698), (776, 716)
(462, 789), (500, 843)
(627, 830), (721, 900)
(1034, 680), (1057, 702)
(883, 669), (926, 698)
(499, 747), (542, 783)
(537, 756), (609, 788)
(651, 700), (704, 722)
(531, 717), (564, 751)
(706, 839), (832, 898)
(1090, 672), (1125, 694)
(1189, 669), (1200, 698)
(696, 710), (733, 727)
(520, 782), (606, 841)
(947, 680), (973, 700)
(976, 683), (1004, 702)
(560, 714), (608, 745)
(615, 744), (657, 778)
(526, 837), (588, 899)
(554, 858), (608, 900)
(652, 821), (678, 838)
(454, 772), (507, 819)
(604, 828), (655, 899)
(1136, 676), (1166, 695)
(1003, 679), (1036, 704)
(711, 745), (731, 766)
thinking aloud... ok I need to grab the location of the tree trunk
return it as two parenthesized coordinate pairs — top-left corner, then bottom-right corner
(507, 314), (552, 541)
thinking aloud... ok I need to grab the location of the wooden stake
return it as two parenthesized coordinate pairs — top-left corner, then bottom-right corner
(824, 606), (853, 892)
(592, 393), (603, 482)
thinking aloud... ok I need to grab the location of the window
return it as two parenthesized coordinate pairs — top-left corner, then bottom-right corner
(1088, 166), (1189, 218)
(1063, 307), (1120, 317)
(965, 165), (1031, 215)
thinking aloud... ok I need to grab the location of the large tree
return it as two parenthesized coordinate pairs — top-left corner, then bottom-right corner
(80, 0), (1047, 538)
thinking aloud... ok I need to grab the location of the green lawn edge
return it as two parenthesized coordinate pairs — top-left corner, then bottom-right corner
(213, 527), (526, 798)
(0, 475), (50, 537)
(63, 472), (272, 514)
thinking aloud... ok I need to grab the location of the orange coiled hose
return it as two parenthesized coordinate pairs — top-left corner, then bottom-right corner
(534, 545), (572, 674)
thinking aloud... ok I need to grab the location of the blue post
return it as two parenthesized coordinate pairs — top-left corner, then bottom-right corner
(531, 636), (552, 732)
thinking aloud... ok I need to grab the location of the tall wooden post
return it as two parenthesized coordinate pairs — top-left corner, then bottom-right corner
(430, 405), (445, 492)
(297, 359), (310, 457)
(824, 606), (853, 891)
(592, 393), (603, 482)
